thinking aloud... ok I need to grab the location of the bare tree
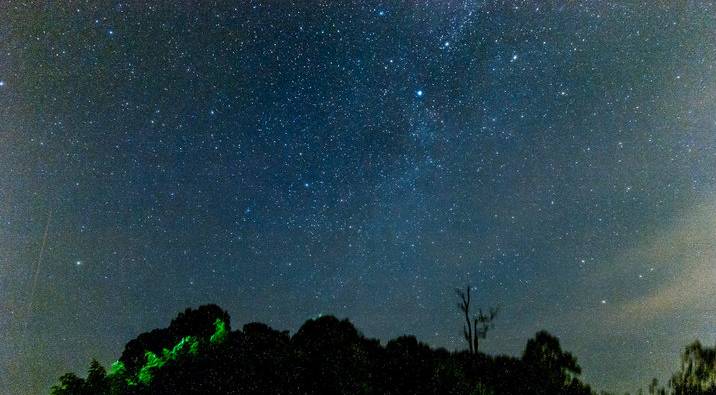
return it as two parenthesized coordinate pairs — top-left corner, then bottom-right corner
(456, 286), (473, 354)
(455, 285), (498, 354)
(473, 306), (498, 353)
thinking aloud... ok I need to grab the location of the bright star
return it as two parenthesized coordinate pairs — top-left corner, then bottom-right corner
(76, 260), (82, 266)
(416, 90), (423, 97)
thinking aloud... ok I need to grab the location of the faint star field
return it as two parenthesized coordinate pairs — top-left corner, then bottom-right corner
(1, 2), (716, 394)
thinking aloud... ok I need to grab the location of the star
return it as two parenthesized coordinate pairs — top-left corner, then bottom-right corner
(9, 3), (716, 394)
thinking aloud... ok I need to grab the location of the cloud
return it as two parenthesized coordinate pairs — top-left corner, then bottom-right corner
(615, 261), (716, 323)
(607, 197), (716, 326)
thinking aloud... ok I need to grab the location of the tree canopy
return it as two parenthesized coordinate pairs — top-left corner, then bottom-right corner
(50, 303), (598, 395)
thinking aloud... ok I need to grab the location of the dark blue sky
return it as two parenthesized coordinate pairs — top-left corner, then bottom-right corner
(2, 2), (716, 394)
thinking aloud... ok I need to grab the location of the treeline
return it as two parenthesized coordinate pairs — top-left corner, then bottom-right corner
(50, 304), (716, 395)
(51, 304), (592, 395)
(604, 340), (716, 395)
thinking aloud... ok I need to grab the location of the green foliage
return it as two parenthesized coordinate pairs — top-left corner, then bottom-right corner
(105, 360), (138, 393)
(210, 318), (228, 344)
(107, 360), (134, 387)
(52, 304), (603, 395)
(165, 335), (200, 359)
(100, 335), (203, 389)
(108, 360), (126, 377)
(189, 338), (199, 355)
(136, 335), (200, 384)
(137, 351), (165, 384)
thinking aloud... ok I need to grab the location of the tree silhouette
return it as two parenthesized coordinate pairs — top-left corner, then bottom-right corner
(455, 284), (498, 354)
(522, 330), (590, 395)
(85, 359), (109, 394)
(292, 315), (377, 394)
(50, 360), (110, 395)
(118, 304), (230, 377)
(670, 340), (716, 394)
(51, 303), (601, 395)
(50, 373), (85, 395)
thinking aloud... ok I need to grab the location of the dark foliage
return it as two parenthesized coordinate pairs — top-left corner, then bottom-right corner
(52, 304), (597, 395)
(118, 304), (230, 375)
(669, 341), (716, 395)
(521, 331), (589, 395)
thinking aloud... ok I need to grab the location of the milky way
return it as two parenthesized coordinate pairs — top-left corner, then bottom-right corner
(2, 2), (716, 394)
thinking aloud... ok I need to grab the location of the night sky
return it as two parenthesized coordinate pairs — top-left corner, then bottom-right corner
(3, 1), (716, 394)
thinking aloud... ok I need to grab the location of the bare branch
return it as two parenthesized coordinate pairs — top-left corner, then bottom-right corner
(455, 284), (499, 354)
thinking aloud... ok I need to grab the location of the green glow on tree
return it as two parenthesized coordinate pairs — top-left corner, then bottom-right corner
(108, 360), (126, 377)
(210, 318), (228, 344)
(138, 351), (165, 384)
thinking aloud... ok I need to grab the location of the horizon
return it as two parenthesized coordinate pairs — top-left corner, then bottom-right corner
(3, 2), (715, 394)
